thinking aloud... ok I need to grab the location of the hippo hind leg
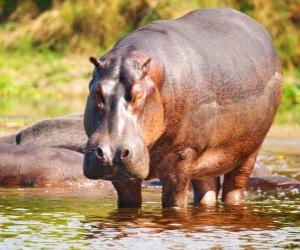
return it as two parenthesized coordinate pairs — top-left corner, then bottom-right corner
(192, 177), (221, 205)
(222, 149), (259, 205)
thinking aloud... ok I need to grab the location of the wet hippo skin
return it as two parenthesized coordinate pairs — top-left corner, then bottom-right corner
(0, 141), (297, 193)
(83, 8), (283, 208)
(0, 143), (113, 190)
(247, 176), (300, 191)
(0, 113), (87, 153)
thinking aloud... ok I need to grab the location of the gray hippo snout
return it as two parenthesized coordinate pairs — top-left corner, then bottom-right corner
(83, 150), (114, 180)
(83, 144), (149, 181)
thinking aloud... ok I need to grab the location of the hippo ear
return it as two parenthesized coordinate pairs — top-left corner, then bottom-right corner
(130, 72), (155, 113)
(89, 56), (100, 67)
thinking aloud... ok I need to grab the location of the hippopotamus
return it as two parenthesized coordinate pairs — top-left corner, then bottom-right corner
(0, 143), (113, 189)
(0, 113), (87, 152)
(85, 8), (282, 208)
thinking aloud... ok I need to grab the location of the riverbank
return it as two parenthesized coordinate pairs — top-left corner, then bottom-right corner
(263, 124), (300, 154)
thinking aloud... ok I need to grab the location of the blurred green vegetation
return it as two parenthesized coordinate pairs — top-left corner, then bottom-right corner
(0, 49), (88, 121)
(0, 0), (299, 123)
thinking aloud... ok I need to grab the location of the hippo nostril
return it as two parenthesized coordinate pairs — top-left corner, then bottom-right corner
(95, 147), (104, 159)
(121, 149), (130, 159)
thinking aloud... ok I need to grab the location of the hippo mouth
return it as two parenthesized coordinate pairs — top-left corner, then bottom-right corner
(101, 165), (138, 181)
(83, 151), (142, 181)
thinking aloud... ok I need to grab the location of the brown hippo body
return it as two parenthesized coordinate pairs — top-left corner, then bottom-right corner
(0, 113), (87, 152)
(0, 143), (84, 186)
(83, 8), (282, 208)
(0, 143), (113, 189)
(15, 113), (87, 152)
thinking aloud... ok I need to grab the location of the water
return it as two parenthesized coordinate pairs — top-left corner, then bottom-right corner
(259, 151), (300, 181)
(0, 103), (299, 249)
(0, 188), (299, 249)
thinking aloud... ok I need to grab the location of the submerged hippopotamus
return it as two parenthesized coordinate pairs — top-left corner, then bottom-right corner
(83, 8), (282, 208)
(0, 113), (87, 152)
(0, 143), (87, 187)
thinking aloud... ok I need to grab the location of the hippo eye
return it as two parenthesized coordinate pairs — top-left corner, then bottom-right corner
(124, 91), (132, 102)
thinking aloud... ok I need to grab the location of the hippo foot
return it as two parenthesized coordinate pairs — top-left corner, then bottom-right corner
(192, 177), (221, 205)
(222, 149), (259, 205)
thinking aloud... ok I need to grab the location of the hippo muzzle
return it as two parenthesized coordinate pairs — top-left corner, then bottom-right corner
(83, 140), (150, 181)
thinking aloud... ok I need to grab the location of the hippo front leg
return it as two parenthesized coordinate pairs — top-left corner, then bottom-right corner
(112, 180), (142, 208)
(159, 148), (197, 208)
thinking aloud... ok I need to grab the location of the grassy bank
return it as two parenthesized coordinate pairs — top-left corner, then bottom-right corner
(0, 49), (299, 125)
(0, 0), (299, 124)
(1, 47), (298, 105)
(0, 49), (89, 118)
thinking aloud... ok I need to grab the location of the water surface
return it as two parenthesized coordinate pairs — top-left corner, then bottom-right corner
(0, 104), (299, 249)
(0, 188), (299, 249)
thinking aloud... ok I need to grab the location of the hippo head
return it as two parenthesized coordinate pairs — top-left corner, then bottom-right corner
(83, 50), (165, 181)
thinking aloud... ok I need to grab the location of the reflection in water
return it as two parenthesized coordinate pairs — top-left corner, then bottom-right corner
(1, 188), (298, 249)
(82, 205), (280, 249)
(85, 205), (276, 234)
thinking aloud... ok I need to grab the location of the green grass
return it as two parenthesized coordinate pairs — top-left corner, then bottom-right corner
(0, 49), (91, 96)
(0, 49), (90, 119)
(275, 82), (300, 124)
(0, 0), (299, 124)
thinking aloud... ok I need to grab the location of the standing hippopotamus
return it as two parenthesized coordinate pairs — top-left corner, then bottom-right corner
(83, 8), (282, 208)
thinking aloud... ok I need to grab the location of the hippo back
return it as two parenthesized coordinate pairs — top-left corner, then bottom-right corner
(114, 8), (282, 150)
